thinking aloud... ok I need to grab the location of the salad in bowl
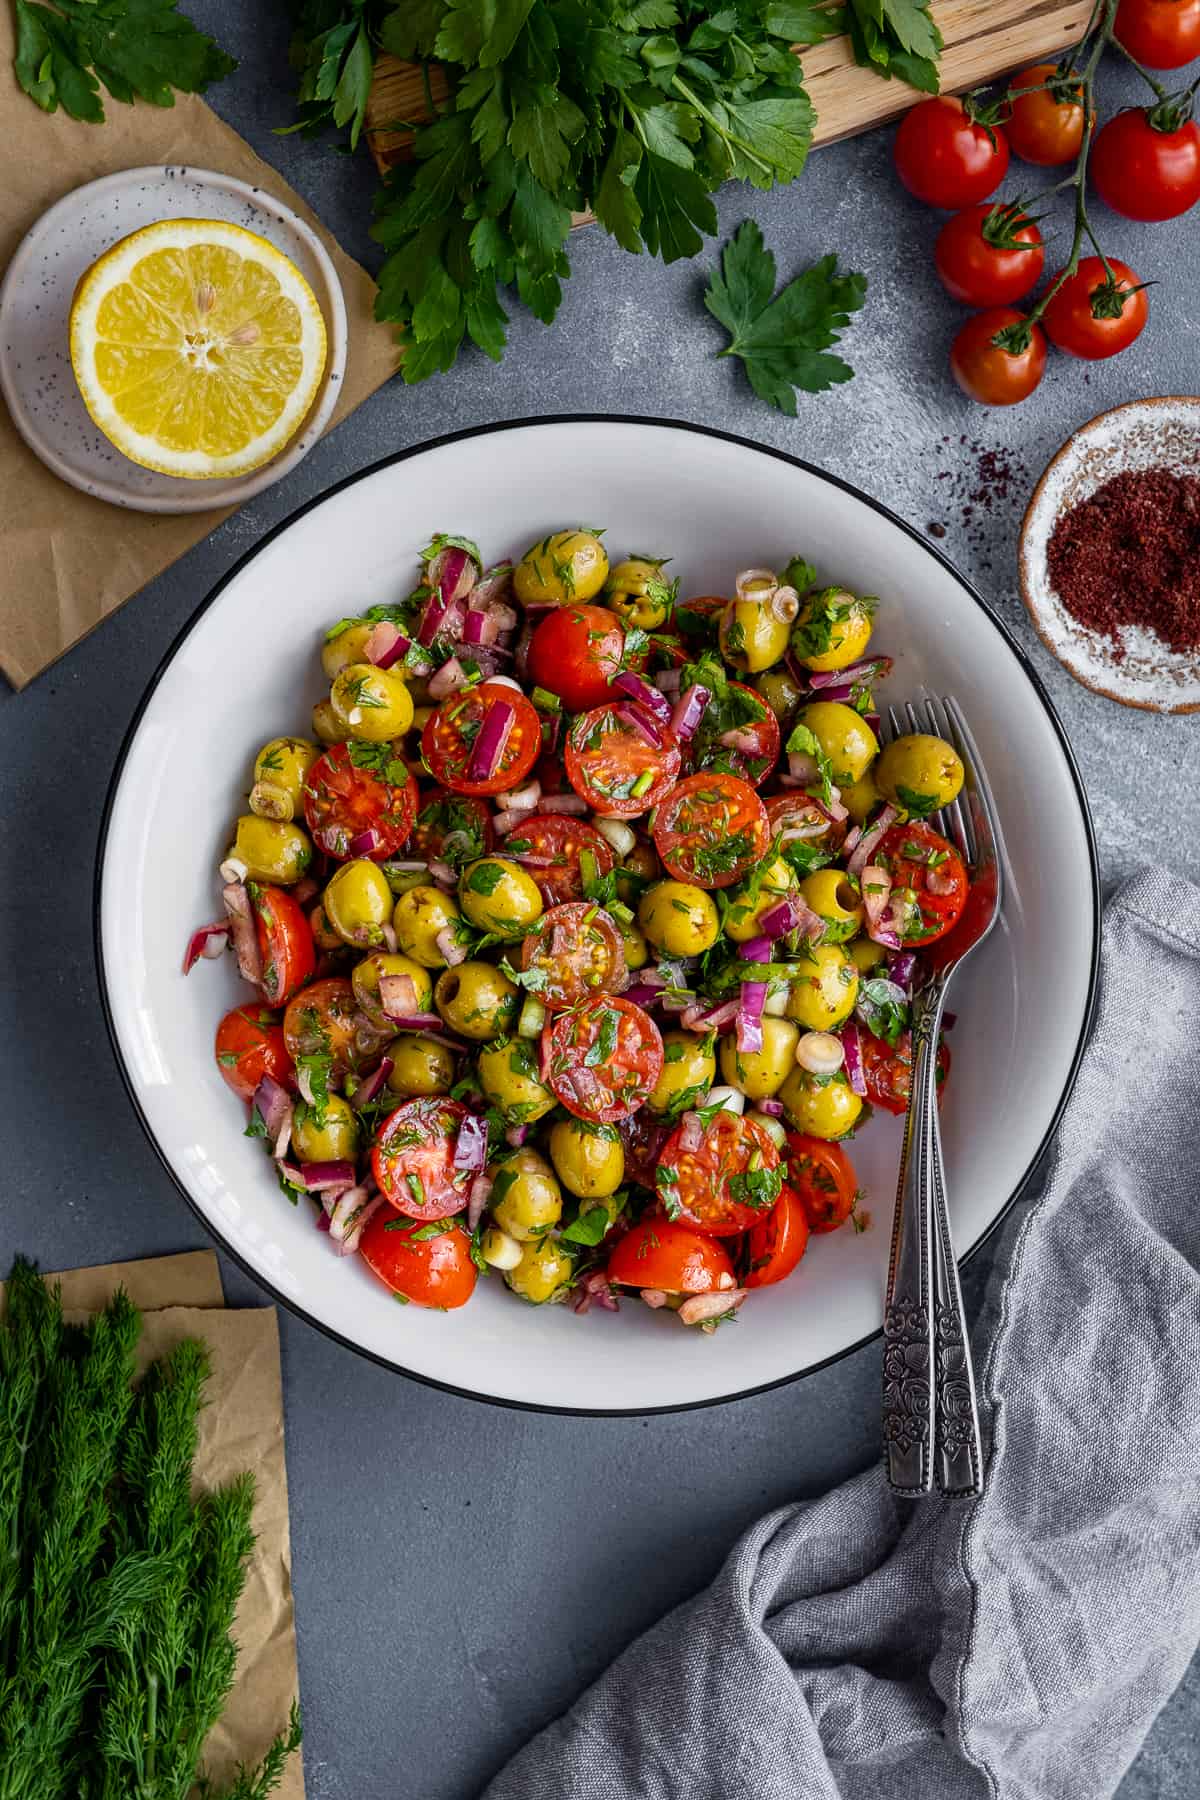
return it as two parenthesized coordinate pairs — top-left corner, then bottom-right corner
(186, 527), (967, 1332)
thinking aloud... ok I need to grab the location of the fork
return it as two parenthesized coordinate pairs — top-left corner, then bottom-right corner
(879, 695), (1003, 1498)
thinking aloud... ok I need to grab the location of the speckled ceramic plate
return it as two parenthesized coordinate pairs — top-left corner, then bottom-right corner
(0, 166), (348, 515)
(1019, 397), (1200, 714)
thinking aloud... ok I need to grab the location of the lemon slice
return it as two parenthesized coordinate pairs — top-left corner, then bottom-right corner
(69, 219), (328, 481)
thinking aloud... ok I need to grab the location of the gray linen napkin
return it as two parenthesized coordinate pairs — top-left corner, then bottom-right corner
(484, 868), (1200, 1800)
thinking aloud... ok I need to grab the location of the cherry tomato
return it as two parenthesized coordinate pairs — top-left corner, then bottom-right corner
(606, 1218), (736, 1294)
(544, 996), (664, 1123)
(744, 1184), (810, 1286)
(949, 307), (1046, 406)
(1004, 63), (1089, 166)
(652, 771), (769, 889)
(877, 822), (968, 945)
(689, 680), (780, 786)
(520, 902), (627, 1010)
(656, 1109), (782, 1237)
(283, 976), (362, 1072)
(783, 1134), (859, 1233)
(214, 1005), (291, 1103)
(304, 742), (417, 861)
(250, 884), (316, 1006)
(408, 789), (493, 865)
(373, 1097), (476, 1220)
(861, 1030), (951, 1116)
(765, 791), (846, 852)
(1042, 256), (1148, 360)
(617, 1109), (671, 1188)
(893, 97), (1010, 208)
(1115, 0), (1200, 68)
(564, 704), (681, 818)
(358, 1207), (478, 1310)
(1091, 108), (1200, 221)
(499, 812), (614, 906)
(526, 604), (630, 711)
(934, 203), (1045, 306)
(421, 681), (542, 797)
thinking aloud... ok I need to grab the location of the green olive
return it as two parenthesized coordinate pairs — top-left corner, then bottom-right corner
(505, 1235), (574, 1304)
(638, 880), (720, 956)
(603, 557), (674, 630)
(392, 885), (463, 968)
(795, 701), (879, 788)
(756, 666), (805, 727)
(847, 935), (888, 975)
(329, 663), (414, 742)
(618, 918), (650, 971)
(352, 952), (433, 1025)
(434, 961), (519, 1040)
(547, 1119), (624, 1198)
(786, 942), (859, 1031)
(321, 622), (375, 681)
(490, 1147), (562, 1241)
(322, 860), (394, 949)
(840, 770), (881, 826)
(791, 587), (875, 673)
(718, 1016), (799, 1099)
(386, 1034), (456, 1097)
(250, 736), (319, 821)
(797, 869), (865, 943)
(513, 529), (608, 605)
(458, 857), (543, 939)
(647, 1031), (716, 1117)
(312, 698), (349, 745)
(477, 1037), (556, 1125)
(724, 856), (795, 945)
(874, 733), (964, 815)
(779, 1066), (862, 1140)
(291, 1093), (359, 1163)
(230, 815), (312, 885)
(719, 593), (790, 674)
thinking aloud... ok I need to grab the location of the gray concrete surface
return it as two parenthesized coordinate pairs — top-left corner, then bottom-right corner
(2, 11), (1198, 1796)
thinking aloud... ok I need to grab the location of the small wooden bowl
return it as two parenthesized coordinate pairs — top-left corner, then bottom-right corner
(1018, 396), (1200, 715)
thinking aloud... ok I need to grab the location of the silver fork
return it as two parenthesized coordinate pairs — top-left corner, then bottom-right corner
(879, 695), (1003, 1498)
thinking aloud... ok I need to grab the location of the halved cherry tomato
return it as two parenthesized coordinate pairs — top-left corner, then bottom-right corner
(744, 1183), (810, 1285)
(783, 1134), (859, 1233)
(214, 1005), (291, 1103)
(656, 1109), (781, 1237)
(304, 742), (418, 861)
(877, 821), (968, 945)
(949, 307), (1046, 406)
(1115, 0), (1200, 67)
(765, 791), (846, 852)
(606, 1218), (735, 1294)
(358, 1207), (478, 1310)
(861, 1030), (951, 1116)
(652, 771), (769, 889)
(526, 604), (632, 711)
(520, 902), (626, 1010)
(1042, 257), (1149, 360)
(373, 1097), (476, 1220)
(893, 97), (1010, 208)
(1004, 63), (1089, 167)
(1091, 108), (1200, 221)
(250, 884), (316, 1006)
(408, 789), (493, 865)
(934, 203), (1044, 306)
(499, 812), (614, 906)
(689, 680), (780, 786)
(564, 705), (681, 818)
(422, 681), (541, 797)
(617, 1108), (671, 1188)
(544, 996), (663, 1123)
(283, 976), (362, 1072)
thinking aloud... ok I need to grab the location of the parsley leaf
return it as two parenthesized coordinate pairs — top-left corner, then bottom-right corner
(14, 0), (235, 122)
(843, 0), (943, 97)
(705, 221), (867, 414)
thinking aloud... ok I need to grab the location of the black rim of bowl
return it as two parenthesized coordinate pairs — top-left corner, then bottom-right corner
(94, 414), (1103, 1418)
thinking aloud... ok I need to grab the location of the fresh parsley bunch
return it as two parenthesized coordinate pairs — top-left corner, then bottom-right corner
(12, 0), (235, 121)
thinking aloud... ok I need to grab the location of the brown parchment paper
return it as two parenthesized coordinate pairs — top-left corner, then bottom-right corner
(0, 5), (399, 691)
(2, 1251), (304, 1799)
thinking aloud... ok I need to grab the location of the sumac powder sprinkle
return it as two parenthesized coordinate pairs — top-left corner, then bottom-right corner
(1047, 468), (1200, 658)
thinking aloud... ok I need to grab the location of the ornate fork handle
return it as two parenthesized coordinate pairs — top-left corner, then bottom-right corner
(930, 1110), (984, 1497)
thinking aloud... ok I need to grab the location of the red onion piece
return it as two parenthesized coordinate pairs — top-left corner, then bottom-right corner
(720, 726), (764, 754)
(807, 655), (893, 692)
(428, 545), (477, 608)
(573, 1269), (620, 1315)
(847, 802), (899, 877)
(350, 1057), (394, 1109)
(417, 585), (452, 646)
(641, 1288), (668, 1309)
(331, 1187), (384, 1256)
(622, 983), (662, 1008)
(428, 860), (457, 889)
(453, 1112), (489, 1173)
(888, 950), (919, 990)
(464, 608), (500, 647)
(841, 1022), (868, 1097)
(253, 1074), (292, 1145)
(861, 863), (895, 942)
(378, 973), (419, 1020)
(505, 1123), (529, 1148)
(498, 779), (541, 813)
(348, 827), (384, 857)
(221, 882), (262, 986)
(315, 1209), (331, 1233)
(468, 698), (515, 783)
(787, 750), (819, 783)
(436, 926), (466, 968)
(657, 666), (682, 696)
(384, 1012), (445, 1033)
(472, 563), (514, 607)
(738, 934), (774, 962)
(300, 1160), (358, 1192)
(618, 703), (664, 748)
(467, 1172), (493, 1231)
(927, 863), (958, 896)
(428, 655), (471, 699)
(816, 791), (849, 825)
(755, 1098), (785, 1118)
(536, 792), (588, 815)
(364, 621), (408, 669)
(737, 981), (767, 1055)
(612, 671), (672, 726)
(561, 1065), (604, 1110)
(182, 920), (229, 974)
(679, 1110), (704, 1152)
(669, 683), (710, 743)
(679, 1289), (747, 1327)
(680, 998), (739, 1033)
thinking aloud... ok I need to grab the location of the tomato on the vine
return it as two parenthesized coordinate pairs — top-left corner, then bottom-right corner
(1042, 256), (1149, 359)
(934, 203), (1045, 306)
(949, 307), (1046, 406)
(893, 97), (1010, 208)
(1091, 108), (1200, 221)
(1004, 62), (1089, 166)
(1115, 0), (1200, 69)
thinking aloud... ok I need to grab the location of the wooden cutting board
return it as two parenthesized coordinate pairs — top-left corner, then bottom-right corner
(365, 0), (1093, 177)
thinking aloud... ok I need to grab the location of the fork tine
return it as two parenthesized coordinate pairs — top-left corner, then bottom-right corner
(904, 697), (954, 846)
(940, 695), (1005, 905)
(921, 693), (975, 867)
(885, 703), (904, 746)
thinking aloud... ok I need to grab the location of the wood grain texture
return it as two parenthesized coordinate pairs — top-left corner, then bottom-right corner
(365, 0), (1093, 176)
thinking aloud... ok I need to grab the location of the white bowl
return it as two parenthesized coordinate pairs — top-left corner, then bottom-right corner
(97, 419), (1100, 1413)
